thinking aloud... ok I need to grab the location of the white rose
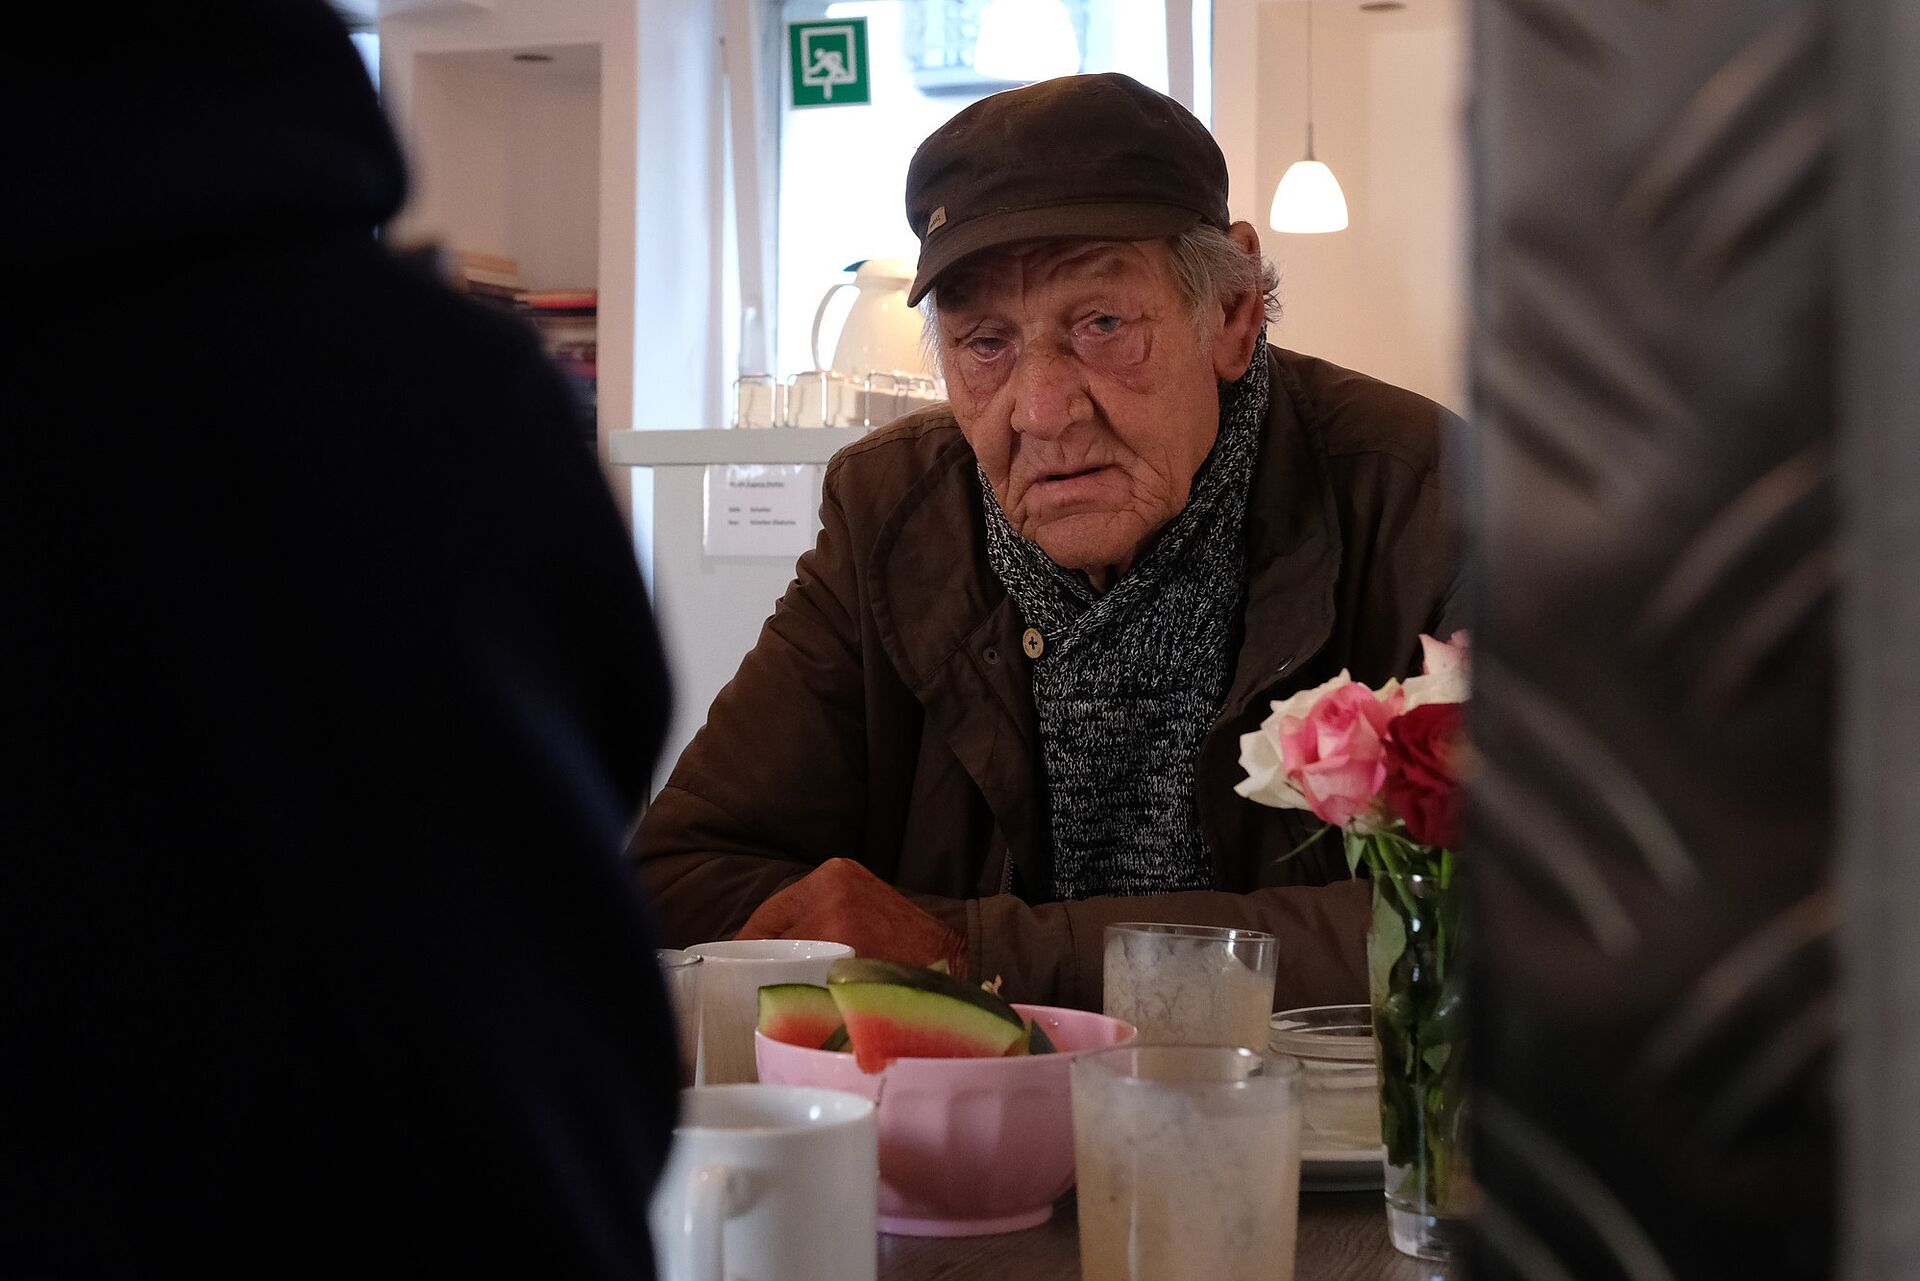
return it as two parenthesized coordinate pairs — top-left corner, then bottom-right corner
(1400, 632), (1470, 711)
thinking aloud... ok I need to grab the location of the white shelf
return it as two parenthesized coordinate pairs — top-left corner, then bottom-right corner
(376, 0), (492, 16)
(608, 428), (870, 468)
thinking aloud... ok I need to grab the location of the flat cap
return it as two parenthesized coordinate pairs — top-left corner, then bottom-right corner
(904, 72), (1231, 306)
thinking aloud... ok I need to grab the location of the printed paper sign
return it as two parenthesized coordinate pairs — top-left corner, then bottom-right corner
(703, 464), (819, 558)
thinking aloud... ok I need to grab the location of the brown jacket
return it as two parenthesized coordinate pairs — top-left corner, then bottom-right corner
(633, 347), (1463, 1011)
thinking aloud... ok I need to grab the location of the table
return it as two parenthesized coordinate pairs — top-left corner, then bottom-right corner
(878, 1190), (1454, 1280)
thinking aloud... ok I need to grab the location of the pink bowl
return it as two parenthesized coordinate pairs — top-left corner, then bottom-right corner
(754, 1002), (1135, 1236)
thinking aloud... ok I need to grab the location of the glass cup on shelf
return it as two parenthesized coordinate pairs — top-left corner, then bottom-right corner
(784, 370), (862, 428)
(732, 373), (781, 429)
(656, 949), (704, 1088)
(853, 371), (945, 428)
(861, 370), (902, 427)
(1071, 1045), (1303, 1281)
(1103, 923), (1279, 1051)
(895, 373), (942, 409)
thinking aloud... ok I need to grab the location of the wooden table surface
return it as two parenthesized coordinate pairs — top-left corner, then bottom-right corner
(878, 1190), (1454, 1281)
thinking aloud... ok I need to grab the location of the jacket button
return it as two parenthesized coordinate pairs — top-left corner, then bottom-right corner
(1022, 627), (1046, 660)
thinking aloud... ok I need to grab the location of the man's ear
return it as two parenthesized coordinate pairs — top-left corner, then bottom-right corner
(1210, 221), (1268, 382)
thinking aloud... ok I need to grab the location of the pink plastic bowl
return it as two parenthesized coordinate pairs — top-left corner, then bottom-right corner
(754, 1002), (1135, 1237)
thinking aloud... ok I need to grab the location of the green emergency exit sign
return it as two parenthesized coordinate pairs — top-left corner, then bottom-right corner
(788, 18), (870, 108)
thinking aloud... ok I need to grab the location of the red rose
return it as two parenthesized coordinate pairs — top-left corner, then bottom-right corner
(1383, 702), (1466, 849)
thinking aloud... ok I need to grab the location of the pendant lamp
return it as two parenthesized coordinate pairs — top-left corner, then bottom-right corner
(1270, 0), (1349, 234)
(973, 0), (1082, 83)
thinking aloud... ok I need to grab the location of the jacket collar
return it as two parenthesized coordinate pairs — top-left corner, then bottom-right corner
(1224, 348), (1343, 724)
(866, 347), (1343, 883)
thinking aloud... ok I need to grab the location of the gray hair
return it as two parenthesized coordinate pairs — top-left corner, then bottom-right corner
(1166, 222), (1282, 327)
(919, 225), (1280, 371)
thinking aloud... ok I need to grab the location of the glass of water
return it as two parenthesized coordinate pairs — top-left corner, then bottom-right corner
(1071, 1045), (1303, 1281)
(1103, 923), (1278, 1051)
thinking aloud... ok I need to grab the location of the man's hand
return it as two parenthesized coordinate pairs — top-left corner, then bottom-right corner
(736, 858), (968, 975)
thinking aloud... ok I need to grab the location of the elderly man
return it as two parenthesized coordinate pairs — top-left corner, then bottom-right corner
(633, 73), (1462, 1011)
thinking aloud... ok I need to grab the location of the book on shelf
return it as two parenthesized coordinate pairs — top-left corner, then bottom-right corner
(449, 249), (523, 313)
(515, 288), (597, 312)
(516, 288), (597, 442)
(463, 279), (521, 306)
(452, 249), (519, 281)
(406, 247), (596, 442)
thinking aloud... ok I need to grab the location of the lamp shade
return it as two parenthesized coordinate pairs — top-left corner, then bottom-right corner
(1269, 158), (1350, 234)
(973, 0), (1081, 83)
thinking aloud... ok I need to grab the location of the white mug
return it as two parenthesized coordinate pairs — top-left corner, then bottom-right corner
(649, 1084), (878, 1281)
(656, 949), (704, 1088)
(684, 939), (853, 1084)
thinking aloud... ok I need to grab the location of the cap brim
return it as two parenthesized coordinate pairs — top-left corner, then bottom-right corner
(906, 201), (1206, 306)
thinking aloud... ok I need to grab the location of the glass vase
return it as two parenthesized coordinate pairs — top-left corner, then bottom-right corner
(1367, 862), (1469, 1260)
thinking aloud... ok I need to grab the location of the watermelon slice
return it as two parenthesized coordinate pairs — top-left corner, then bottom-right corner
(1000, 1014), (1058, 1057)
(825, 958), (1027, 1073)
(757, 983), (845, 1050)
(1027, 1017), (1057, 1055)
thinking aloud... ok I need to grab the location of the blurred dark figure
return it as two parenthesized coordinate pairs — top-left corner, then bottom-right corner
(2, 3), (677, 1277)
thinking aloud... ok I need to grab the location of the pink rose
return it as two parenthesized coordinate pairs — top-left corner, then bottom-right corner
(1276, 682), (1403, 828)
(1235, 670), (1357, 812)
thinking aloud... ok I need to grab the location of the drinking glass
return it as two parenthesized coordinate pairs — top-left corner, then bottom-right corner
(731, 373), (780, 429)
(1269, 1004), (1382, 1152)
(1103, 923), (1279, 1050)
(860, 371), (901, 427)
(656, 949), (703, 1088)
(1070, 1045), (1302, 1281)
(782, 370), (862, 428)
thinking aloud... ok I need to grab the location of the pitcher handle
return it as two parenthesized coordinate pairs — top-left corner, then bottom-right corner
(810, 281), (856, 371)
(682, 1164), (736, 1281)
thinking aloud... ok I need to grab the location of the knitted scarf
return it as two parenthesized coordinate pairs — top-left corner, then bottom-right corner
(980, 335), (1268, 900)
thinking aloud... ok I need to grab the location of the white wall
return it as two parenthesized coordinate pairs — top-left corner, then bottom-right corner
(1218, 0), (1468, 414)
(379, 0), (729, 457)
(404, 44), (602, 292)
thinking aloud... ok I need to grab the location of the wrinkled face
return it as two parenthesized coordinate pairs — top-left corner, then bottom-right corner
(933, 236), (1256, 586)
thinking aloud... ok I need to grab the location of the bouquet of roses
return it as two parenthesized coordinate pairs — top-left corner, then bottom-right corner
(1233, 631), (1469, 870)
(1235, 632), (1471, 1233)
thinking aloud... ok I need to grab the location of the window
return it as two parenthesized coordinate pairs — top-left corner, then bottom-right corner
(772, 0), (1194, 381)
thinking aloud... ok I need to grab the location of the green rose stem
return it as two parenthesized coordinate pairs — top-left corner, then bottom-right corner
(1346, 829), (1467, 1224)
